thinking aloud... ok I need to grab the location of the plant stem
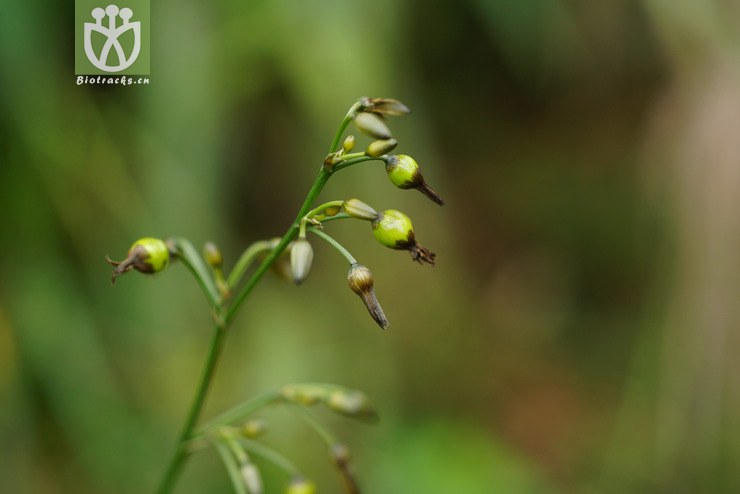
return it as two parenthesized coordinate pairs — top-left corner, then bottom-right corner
(332, 155), (382, 173)
(157, 167), (333, 494)
(308, 227), (357, 264)
(157, 323), (228, 494)
(329, 102), (361, 154)
(156, 95), (361, 493)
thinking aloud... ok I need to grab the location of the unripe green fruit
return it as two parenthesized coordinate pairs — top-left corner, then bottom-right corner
(371, 211), (436, 264)
(107, 237), (171, 283)
(385, 155), (445, 206)
(371, 210), (414, 249)
(131, 237), (170, 273)
(385, 154), (420, 188)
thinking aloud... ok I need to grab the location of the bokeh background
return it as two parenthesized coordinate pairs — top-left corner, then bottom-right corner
(2, 1), (740, 493)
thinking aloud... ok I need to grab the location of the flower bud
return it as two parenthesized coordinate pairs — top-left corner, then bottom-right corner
(290, 238), (314, 285)
(360, 97), (411, 116)
(323, 204), (342, 217)
(203, 241), (223, 268)
(372, 210), (436, 265)
(327, 389), (376, 419)
(385, 155), (444, 205)
(347, 263), (389, 329)
(240, 419), (267, 438)
(241, 462), (263, 494)
(285, 477), (317, 494)
(281, 384), (330, 405)
(107, 237), (171, 284)
(353, 112), (392, 140)
(342, 135), (355, 153)
(331, 443), (352, 466)
(342, 198), (379, 221)
(365, 138), (398, 158)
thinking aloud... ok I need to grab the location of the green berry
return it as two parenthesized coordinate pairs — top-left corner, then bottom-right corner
(107, 237), (171, 284)
(371, 211), (436, 265)
(131, 237), (170, 273)
(371, 210), (414, 249)
(385, 154), (420, 188)
(385, 155), (445, 206)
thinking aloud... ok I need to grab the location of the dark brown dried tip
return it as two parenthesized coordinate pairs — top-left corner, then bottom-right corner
(106, 244), (152, 284)
(416, 181), (445, 206)
(408, 243), (436, 265)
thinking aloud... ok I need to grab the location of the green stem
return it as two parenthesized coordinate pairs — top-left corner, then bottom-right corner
(157, 168), (333, 494)
(212, 439), (248, 494)
(156, 97), (365, 493)
(225, 168), (331, 323)
(305, 200), (344, 220)
(239, 438), (301, 477)
(195, 389), (282, 435)
(227, 240), (275, 289)
(171, 238), (221, 309)
(335, 151), (366, 161)
(329, 101), (362, 153)
(308, 227), (357, 264)
(332, 155), (383, 173)
(289, 404), (336, 447)
(157, 323), (228, 494)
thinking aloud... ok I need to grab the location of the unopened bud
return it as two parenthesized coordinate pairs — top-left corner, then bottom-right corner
(281, 384), (330, 405)
(342, 198), (378, 221)
(365, 138), (398, 158)
(241, 463), (263, 494)
(360, 97), (411, 116)
(331, 443), (352, 466)
(290, 239), (314, 285)
(353, 112), (392, 140)
(203, 241), (223, 268)
(385, 155), (444, 205)
(342, 135), (356, 153)
(285, 477), (317, 494)
(327, 389), (376, 419)
(372, 210), (436, 265)
(107, 237), (171, 284)
(240, 419), (267, 438)
(347, 263), (389, 329)
(323, 205), (342, 217)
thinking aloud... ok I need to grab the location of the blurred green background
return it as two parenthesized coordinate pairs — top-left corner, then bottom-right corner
(2, 1), (740, 493)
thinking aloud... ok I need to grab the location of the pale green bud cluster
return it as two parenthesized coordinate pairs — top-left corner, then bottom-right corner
(280, 383), (377, 418)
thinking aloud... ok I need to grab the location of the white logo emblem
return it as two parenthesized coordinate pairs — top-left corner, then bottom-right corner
(84, 5), (141, 72)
